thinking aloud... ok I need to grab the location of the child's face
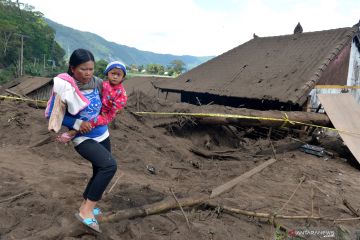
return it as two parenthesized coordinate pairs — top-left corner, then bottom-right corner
(107, 68), (125, 85)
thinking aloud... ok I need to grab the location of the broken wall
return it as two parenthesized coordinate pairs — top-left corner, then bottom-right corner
(309, 38), (360, 111)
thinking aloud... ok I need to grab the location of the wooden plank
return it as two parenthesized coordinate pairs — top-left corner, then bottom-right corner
(318, 93), (360, 164)
(5, 88), (24, 98)
(210, 158), (277, 198)
(315, 85), (360, 89)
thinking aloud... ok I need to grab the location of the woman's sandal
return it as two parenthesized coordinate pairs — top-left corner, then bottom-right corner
(93, 207), (102, 216)
(75, 212), (101, 233)
(93, 208), (103, 221)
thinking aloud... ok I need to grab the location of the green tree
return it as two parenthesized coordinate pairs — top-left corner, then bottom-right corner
(94, 59), (108, 79)
(166, 67), (175, 76)
(146, 63), (165, 75)
(0, 0), (66, 82)
(169, 59), (186, 75)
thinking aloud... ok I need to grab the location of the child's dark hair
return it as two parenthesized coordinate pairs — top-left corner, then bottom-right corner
(67, 48), (95, 75)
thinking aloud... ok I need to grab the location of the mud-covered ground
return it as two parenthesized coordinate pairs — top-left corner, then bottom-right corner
(1, 91), (360, 240)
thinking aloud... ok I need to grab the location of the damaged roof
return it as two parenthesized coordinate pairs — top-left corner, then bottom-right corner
(8, 76), (52, 96)
(155, 26), (358, 105)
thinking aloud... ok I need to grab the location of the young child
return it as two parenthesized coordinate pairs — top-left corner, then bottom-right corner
(57, 61), (128, 143)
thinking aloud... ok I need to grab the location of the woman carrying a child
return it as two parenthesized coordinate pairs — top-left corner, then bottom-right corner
(45, 48), (127, 233)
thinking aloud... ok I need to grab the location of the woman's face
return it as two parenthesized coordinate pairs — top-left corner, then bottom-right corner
(71, 61), (94, 84)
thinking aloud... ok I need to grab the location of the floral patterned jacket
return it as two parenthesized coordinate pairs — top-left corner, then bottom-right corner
(90, 81), (127, 127)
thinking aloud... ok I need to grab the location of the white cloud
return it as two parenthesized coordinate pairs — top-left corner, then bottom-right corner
(20, 0), (360, 56)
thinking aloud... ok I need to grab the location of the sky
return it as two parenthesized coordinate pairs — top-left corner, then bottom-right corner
(20, 0), (360, 56)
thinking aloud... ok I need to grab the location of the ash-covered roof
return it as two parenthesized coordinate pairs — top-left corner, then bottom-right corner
(155, 26), (358, 105)
(8, 76), (52, 96)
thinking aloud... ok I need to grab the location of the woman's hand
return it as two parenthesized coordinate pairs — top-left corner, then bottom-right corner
(79, 121), (93, 134)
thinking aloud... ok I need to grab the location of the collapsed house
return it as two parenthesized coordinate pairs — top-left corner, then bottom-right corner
(3, 76), (53, 100)
(155, 23), (360, 111)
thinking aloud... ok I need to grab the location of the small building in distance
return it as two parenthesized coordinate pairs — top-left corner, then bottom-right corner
(5, 76), (53, 101)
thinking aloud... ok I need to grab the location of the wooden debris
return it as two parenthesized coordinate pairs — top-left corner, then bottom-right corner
(255, 141), (303, 156)
(343, 199), (360, 217)
(274, 176), (305, 215)
(5, 88), (24, 98)
(102, 194), (209, 223)
(205, 202), (360, 222)
(210, 158), (277, 198)
(170, 188), (191, 230)
(21, 155), (353, 239)
(189, 146), (240, 160)
(106, 176), (120, 195)
(27, 101), (47, 109)
(104, 158), (277, 222)
(212, 148), (244, 154)
(139, 108), (330, 129)
(194, 108), (330, 128)
(29, 135), (53, 148)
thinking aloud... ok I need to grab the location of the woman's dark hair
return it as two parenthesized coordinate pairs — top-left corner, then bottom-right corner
(67, 48), (95, 75)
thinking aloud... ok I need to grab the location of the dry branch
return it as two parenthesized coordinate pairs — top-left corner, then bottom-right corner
(170, 188), (191, 229)
(206, 202), (360, 222)
(106, 176), (120, 194)
(189, 146), (240, 160)
(29, 135), (53, 148)
(343, 199), (360, 217)
(274, 176), (305, 215)
(0, 191), (32, 203)
(102, 194), (209, 223)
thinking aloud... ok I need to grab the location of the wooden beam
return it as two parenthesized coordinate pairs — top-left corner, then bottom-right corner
(5, 88), (24, 98)
(210, 158), (277, 198)
(197, 110), (330, 128)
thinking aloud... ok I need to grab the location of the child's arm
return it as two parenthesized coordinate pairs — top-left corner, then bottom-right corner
(89, 87), (128, 127)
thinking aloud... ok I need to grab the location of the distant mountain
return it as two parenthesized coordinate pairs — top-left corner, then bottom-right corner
(46, 19), (214, 70)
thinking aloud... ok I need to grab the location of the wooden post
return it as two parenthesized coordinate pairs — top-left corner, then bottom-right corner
(20, 35), (23, 76)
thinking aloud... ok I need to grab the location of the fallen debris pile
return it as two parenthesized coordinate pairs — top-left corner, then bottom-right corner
(1, 91), (360, 239)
